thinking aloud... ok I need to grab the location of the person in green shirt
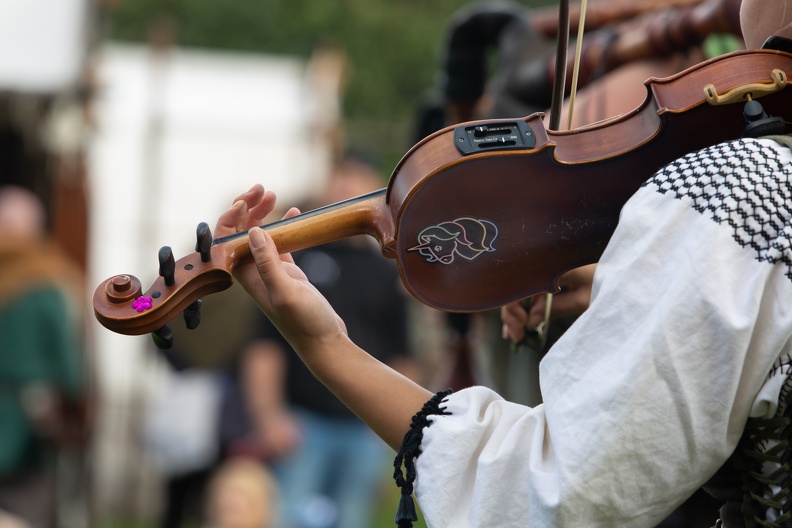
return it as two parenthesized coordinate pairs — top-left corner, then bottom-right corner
(0, 186), (86, 528)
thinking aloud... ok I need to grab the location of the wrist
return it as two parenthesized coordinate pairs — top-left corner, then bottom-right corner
(290, 328), (352, 363)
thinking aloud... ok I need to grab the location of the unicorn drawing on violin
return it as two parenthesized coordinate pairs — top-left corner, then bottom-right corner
(408, 217), (498, 265)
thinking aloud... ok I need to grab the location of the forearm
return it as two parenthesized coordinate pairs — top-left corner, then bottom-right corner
(292, 331), (433, 451)
(213, 214), (434, 450)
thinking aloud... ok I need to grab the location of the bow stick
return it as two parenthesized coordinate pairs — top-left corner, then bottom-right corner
(531, 0), (589, 350)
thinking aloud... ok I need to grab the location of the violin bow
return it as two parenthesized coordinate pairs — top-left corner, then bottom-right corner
(534, 0), (588, 349)
(566, 0), (589, 130)
(548, 0), (570, 131)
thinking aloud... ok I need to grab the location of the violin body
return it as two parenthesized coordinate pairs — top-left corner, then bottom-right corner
(390, 48), (791, 310)
(94, 48), (792, 336)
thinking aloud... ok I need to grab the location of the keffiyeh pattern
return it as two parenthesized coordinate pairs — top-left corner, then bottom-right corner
(644, 139), (792, 281)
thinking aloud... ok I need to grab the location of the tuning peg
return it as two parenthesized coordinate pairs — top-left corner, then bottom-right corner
(151, 325), (173, 349)
(196, 222), (212, 262)
(158, 246), (175, 286)
(183, 299), (202, 330)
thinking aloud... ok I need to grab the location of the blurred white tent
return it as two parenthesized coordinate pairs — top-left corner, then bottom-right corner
(0, 0), (89, 93)
(0, 0), (343, 518)
(88, 41), (342, 517)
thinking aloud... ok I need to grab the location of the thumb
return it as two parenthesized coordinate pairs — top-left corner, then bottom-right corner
(248, 227), (286, 289)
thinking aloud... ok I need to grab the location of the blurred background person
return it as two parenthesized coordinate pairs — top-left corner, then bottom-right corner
(226, 152), (421, 528)
(204, 457), (279, 528)
(0, 186), (89, 528)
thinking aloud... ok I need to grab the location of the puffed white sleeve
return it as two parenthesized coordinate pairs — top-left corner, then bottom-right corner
(396, 139), (792, 528)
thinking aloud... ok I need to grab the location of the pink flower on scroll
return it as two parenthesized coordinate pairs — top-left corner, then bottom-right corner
(132, 296), (153, 312)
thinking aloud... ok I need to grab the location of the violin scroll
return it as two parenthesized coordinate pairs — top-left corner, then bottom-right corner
(102, 274), (142, 304)
(92, 223), (250, 341)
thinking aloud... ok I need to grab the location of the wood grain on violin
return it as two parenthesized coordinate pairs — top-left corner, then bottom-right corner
(94, 49), (792, 336)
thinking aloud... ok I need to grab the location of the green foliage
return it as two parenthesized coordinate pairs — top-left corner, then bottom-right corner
(108, 0), (549, 171)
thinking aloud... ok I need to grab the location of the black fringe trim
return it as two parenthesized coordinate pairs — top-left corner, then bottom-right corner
(393, 389), (453, 527)
(707, 357), (792, 527)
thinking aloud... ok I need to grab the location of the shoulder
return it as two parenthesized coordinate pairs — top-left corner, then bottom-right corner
(645, 137), (792, 197)
(640, 138), (792, 231)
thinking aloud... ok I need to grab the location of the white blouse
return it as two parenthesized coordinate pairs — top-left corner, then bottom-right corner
(411, 138), (792, 527)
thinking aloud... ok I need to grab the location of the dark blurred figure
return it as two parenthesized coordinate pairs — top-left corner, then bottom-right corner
(0, 186), (88, 528)
(149, 285), (260, 528)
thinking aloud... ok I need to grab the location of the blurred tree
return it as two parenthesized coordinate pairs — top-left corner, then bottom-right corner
(107, 0), (552, 172)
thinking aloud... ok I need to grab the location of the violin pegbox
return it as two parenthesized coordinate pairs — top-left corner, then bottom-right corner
(93, 220), (237, 345)
(152, 247), (176, 348)
(148, 223), (213, 348)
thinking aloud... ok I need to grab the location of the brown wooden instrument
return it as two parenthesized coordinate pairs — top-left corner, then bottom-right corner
(530, 0), (708, 38)
(443, 0), (709, 48)
(93, 48), (792, 341)
(545, 0), (742, 93)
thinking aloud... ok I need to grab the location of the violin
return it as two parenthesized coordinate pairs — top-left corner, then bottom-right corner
(93, 48), (792, 345)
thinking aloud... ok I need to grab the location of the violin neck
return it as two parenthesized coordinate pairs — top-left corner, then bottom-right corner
(213, 189), (396, 261)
